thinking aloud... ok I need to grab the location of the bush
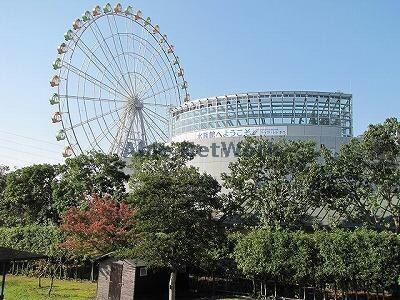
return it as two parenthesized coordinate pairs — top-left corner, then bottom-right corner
(0, 225), (63, 257)
(234, 228), (400, 294)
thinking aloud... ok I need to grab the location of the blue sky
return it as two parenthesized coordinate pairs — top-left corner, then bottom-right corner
(0, 0), (399, 167)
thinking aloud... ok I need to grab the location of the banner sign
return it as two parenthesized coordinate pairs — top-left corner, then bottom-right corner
(172, 126), (288, 142)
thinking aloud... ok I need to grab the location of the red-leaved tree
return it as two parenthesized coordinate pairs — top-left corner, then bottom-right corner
(60, 194), (135, 257)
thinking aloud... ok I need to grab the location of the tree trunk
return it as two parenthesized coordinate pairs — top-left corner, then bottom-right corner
(264, 280), (267, 298)
(274, 281), (277, 298)
(334, 283), (338, 300)
(260, 280), (264, 297)
(48, 270), (55, 296)
(211, 273), (216, 299)
(252, 277), (256, 296)
(169, 270), (177, 300)
(90, 261), (94, 282)
(394, 215), (400, 234)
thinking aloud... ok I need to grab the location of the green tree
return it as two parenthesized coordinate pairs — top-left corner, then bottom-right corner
(322, 117), (400, 232)
(234, 229), (303, 298)
(363, 117), (400, 232)
(0, 165), (9, 211)
(0, 164), (57, 226)
(315, 230), (355, 298)
(222, 137), (321, 227)
(320, 140), (379, 227)
(0, 164), (9, 193)
(52, 151), (128, 215)
(126, 142), (221, 300)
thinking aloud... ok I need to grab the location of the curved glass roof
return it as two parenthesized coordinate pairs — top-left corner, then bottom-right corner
(170, 91), (352, 138)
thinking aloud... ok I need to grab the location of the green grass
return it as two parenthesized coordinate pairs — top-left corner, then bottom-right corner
(3, 275), (96, 300)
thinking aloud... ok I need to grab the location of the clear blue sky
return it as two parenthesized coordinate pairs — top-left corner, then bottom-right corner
(0, 0), (399, 167)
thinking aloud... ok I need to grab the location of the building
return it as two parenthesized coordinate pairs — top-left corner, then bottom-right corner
(96, 256), (169, 300)
(171, 91), (353, 181)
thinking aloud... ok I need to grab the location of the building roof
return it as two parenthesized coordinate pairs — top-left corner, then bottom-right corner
(0, 247), (47, 263)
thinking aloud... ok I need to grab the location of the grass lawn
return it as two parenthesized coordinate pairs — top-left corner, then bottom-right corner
(3, 275), (96, 300)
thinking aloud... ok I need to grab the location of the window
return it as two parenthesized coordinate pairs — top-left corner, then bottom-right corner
(139, 267), (147, 277)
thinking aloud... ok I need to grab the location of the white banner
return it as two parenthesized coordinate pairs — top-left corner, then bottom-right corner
(172, 126), (288, 142)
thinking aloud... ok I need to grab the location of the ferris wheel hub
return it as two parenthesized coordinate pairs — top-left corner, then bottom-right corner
(129, 96), (143, 110)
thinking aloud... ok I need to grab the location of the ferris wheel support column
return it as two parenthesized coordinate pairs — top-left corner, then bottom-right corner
(121, 103), (146, 157)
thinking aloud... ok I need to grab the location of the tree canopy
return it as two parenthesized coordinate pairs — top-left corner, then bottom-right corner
(52, 151), (129, 215)
(0, 164), (58, 226)
(222, 137), (321, 228)
(234, 228), (400, 297)
(60, 194), (135, 258)
(322, 117), (400, 231)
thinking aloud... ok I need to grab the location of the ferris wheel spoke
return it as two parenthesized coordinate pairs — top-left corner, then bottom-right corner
(142, 107), (169, 124)
(129, 22), (138, 92)
(141, 115), (157, 142)
(91, 20), (134, 96)
(72, 33), (133, 97)
(61, 94), (126, 103)
(138, 44), (170, 89)
(136, 25), (149, 85)
(142, 114), (165, 142)
(94, 115), (121, 147)
(63, 61), (127, 98)
(142, 109), (169, 135)
(105, 20), (133, 96)
(111, 14), (136, 95)
(137, 66), (172, 97)
(140, 84), (179, 102)
(103, 15), (135, 96)
(65, 106), (125, 130)
(110, 108), (133, 153)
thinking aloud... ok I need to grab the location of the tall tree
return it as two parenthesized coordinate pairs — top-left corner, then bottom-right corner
(0, 164), (57, 226)
(0, 164), (9, 198)
(222, 137), (321, 228)
(320, 139), (379, 227)
(322, 117), (400, 232)
(363, 117), (400, 232)
(60, 194), (135, 257)
(127, 142), (222, 300)
(52, 151), (129, 215)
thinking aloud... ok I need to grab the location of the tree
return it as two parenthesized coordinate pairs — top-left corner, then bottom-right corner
(322, 117), (400, 232)
(320, 140), (379, 227)
(0, 164), (58, 226)
(126, 142), (222, 300)
(0, 164), (9, 193)
(0, 165), (9, 212)
(60, 194), (135, 258)
(52, 151), (129, 215)
(363, 117), (400, 232)
(222, 137), (321, 228)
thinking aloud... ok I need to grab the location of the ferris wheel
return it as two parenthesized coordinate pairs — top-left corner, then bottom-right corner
(50, 3), (189, 158)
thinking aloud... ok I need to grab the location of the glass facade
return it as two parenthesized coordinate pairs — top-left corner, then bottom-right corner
(171, 91), (352, 137)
